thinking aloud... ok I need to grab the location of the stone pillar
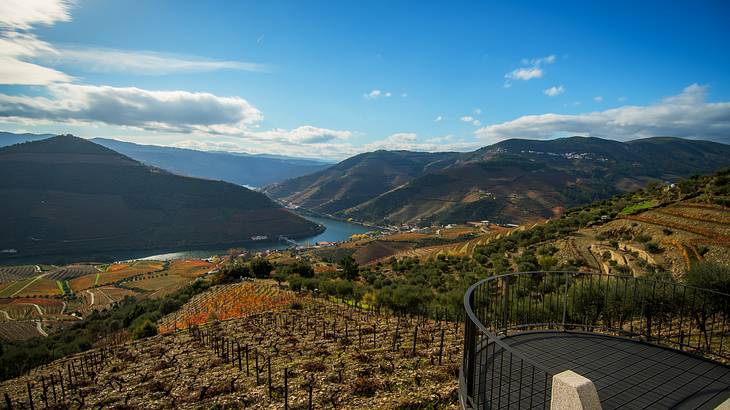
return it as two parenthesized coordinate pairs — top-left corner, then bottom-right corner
(550, 370), (602, 410)
(715, 397), (730, 409)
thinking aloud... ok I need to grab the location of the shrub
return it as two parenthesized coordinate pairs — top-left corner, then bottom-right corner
(250, 257), (274, 278)
(338, 256), (359, 280)
(644, 242), (662, 254)
(684, 262), (730, 295)
(132, 320), (157, 340)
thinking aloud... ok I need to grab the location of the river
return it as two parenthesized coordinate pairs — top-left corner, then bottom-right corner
(137, 214), (370, 261)
(0, 215), (371, 265)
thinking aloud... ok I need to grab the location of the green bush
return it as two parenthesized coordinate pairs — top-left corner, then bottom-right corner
(644, 242), (662, 254)
(132, 320), (158, 340)
(250, 257), (274, 278)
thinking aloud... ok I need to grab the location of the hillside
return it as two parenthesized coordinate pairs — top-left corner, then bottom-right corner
(265, 137), (730, 225)
(263, 150), (460, 215)
(0, 283), (462, 409)
(0, 132), (55, 147)
(92, 137), (330, 187)
(0, 135), (322, 260)
(0, 132), (330, 187)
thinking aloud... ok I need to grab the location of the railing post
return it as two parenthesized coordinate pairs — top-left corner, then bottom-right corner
(464, 290), (477, 402)
(562, 272), (569, 331)
(503, 278), (510, 335)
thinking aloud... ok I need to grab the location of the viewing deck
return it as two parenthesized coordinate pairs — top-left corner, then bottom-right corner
(459, 272), (730, 409)
(484, 332), (729, 409)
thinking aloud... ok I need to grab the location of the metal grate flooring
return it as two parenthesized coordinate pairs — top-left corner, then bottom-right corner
(484, 332), (730, 409)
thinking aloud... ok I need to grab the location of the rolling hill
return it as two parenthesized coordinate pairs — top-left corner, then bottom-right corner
(264, 137), (730, 225)
(263, 150), (460, 215)
(0, 135), (322, 259)
(0, 132), (330, 187)
(91, 138), (329, 187)
(0, 132), (54, 147)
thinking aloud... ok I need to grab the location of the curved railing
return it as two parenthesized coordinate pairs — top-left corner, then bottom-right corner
(460, 271), (730, 409)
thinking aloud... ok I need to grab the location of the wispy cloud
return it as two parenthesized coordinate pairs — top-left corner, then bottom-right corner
(434, 115), (443, 122)
(0, 0), (72, 85)
(475, 84), (730, 144)
(43, 47), (269, 75)
(364, 132), (479, 153)
(0, 0), (71, 30)
(460, 115), (481, 126)
(543, 85), (565, 97)
(593, 96), (603, 102)
(504, 54), (556, 86)
(364, 89), (392, 99)
(251, 125), (351, 144)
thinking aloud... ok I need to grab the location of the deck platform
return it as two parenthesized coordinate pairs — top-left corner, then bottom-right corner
(487, 332), (730, 409)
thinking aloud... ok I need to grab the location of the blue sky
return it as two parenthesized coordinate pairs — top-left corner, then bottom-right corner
(0, 0), (729, 159)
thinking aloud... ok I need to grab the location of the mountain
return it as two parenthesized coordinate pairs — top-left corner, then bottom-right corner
(91, 138), (330, 187)
(264, 137), (730, 225)
(0, 135), (322, 258)
(0, 132), (329, 187)
(263, 150), (461, 215)
(0, 131), (54, 147)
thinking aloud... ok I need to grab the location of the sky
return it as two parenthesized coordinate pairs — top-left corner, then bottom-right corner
(0, 0), (729, 160)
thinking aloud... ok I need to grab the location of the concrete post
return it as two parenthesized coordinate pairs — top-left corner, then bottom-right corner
(550, 370), (602, 410)
(715, 397), (730, 409)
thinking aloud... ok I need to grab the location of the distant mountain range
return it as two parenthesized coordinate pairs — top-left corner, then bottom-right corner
(0, 135), (322, 259)
(0, 132), (330, 187)
(264, 136), (730, 225)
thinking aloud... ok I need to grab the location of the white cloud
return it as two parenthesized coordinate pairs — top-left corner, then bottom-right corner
(426, 135), (453, 143)
(504, 54), (556, 84)
(593, 96), (603, 102)
(475, 84), (730, 145)
(543, 85), (565, 97)
(0, 0), (359, 160)
(0, 0), (265, 85)
(43, 47), (269, 75)
(0, 27), (72, 85)
(0, 0), (71, 30)
(505, 67), (543, 81)
(251, 125), (352, 144)
(434, 115), (443, 122)
(364, 133), (480, 153)
(0, 83), (264, 134)
(460, 115), (481, 126)
(364, 89), (392, 99)
(0, 0), (74, 85)
(474, 108), (482, 115)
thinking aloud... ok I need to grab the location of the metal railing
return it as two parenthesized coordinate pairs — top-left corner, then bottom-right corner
(460, 271), (730, 409)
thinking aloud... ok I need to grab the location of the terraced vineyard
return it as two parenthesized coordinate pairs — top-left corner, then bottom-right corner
(158, 281), (294, 333)
(79, 286), (137, 315)
(0, 265), (38, 283)
(0, 321), (44, 342)
(47, 265), (99, 280)
(549, 200), (730, 277)
(368, 227), (509, 265)
(70, 260), (166, 292)
(1, 285), (462, 409)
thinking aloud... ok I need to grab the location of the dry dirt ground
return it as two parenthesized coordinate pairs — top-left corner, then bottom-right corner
(1, 292), (461, 409)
